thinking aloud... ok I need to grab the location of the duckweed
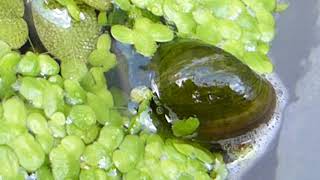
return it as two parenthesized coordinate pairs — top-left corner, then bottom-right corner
(3, 0), (296, 179)
(110, 0), (286, 73)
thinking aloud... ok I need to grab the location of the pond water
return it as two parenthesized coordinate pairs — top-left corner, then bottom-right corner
(244, 0), (320, 179)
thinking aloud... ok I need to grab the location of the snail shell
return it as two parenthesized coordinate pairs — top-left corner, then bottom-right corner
(152, 39), (276, 141)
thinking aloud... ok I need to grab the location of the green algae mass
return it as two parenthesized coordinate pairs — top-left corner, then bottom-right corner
(152, 40), (276, 140)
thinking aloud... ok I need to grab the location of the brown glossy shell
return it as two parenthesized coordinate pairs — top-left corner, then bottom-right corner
(152, 39), (276, 141)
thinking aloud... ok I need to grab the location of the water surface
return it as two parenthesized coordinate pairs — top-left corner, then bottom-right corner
(245, 0), (320, 179)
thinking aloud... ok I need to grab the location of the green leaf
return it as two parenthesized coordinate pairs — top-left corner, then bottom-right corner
(19, 77), (47, 108)
(60, 136), (85, 158)
(149, 23), (174, 42)
(98, 11), (108, 25)
(64, 79), (87, 105)
(242, 52), (273, 74)
(66, 124), (100, 144)
(0, 0), (28, 49)
(97, 125), (124, 152)
(133, 32), (157, 57)
(3, 96), (27, 125)
(9, 133), (45, 172)
(16, 52), (40, 77)
(255, 7), (275, 26)
(0, 145), (20, 179)
(0, 0), (25, 17)
(0, 40), (10, 58)
(112, 150), (135, 173)
(210, 157), (228, 180)
(88, 49), (117, 72)
(27, 113), (49, 135)
(211, 0), (245, 20)
(111, 25), (135, 44)
(221, 40), (245, 59)
(97, 33), (112, 50)
(68, 105), (96, 130)
(257, 42), (270, 55)
(236, 12), (259, 31)
(48, 75), (64, 87)
(173, 143), (213, 164)
(113, 135), (144, 173)
(82, 142), (111, 169)
(146, 0), (164, 16)
(133, 17), (153, 33)
(43, 84), (65, 117)
(218, 19), (242, 40)
(172, 117), (200, 137)
(160, 160), (180, 179)
(48, 112), (66, 138)
(80, 169), (109, 180)
(61, 59), (88, 81)
(163, 2), (197, 36)
(0, 69), (17, 99)
(124, 169), (151, 180)
(80, 67), (109, 92)
(196, 24), (222, 45)
(36, 165), (54, 180)
(258, 23), (275, 43)
(50, 146), (80, 180)
(38, 54), (60, 76)
(192, 8), (214, 25)
(0, 51), (21, 74)
(130, 86), (153, 103)
(276, 3), (289, 12)
(82, 0), (111, 11)
(260, 0), (277, 12)
(87, 92), (112, 125)
(0, 122), (27, 145)
(36, 133), (54, 154)
(131, 0), (150, 9)
(114, 0), (133, 11)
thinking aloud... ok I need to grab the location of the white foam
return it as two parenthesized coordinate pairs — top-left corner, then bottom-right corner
(219, 73), (289, 180)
